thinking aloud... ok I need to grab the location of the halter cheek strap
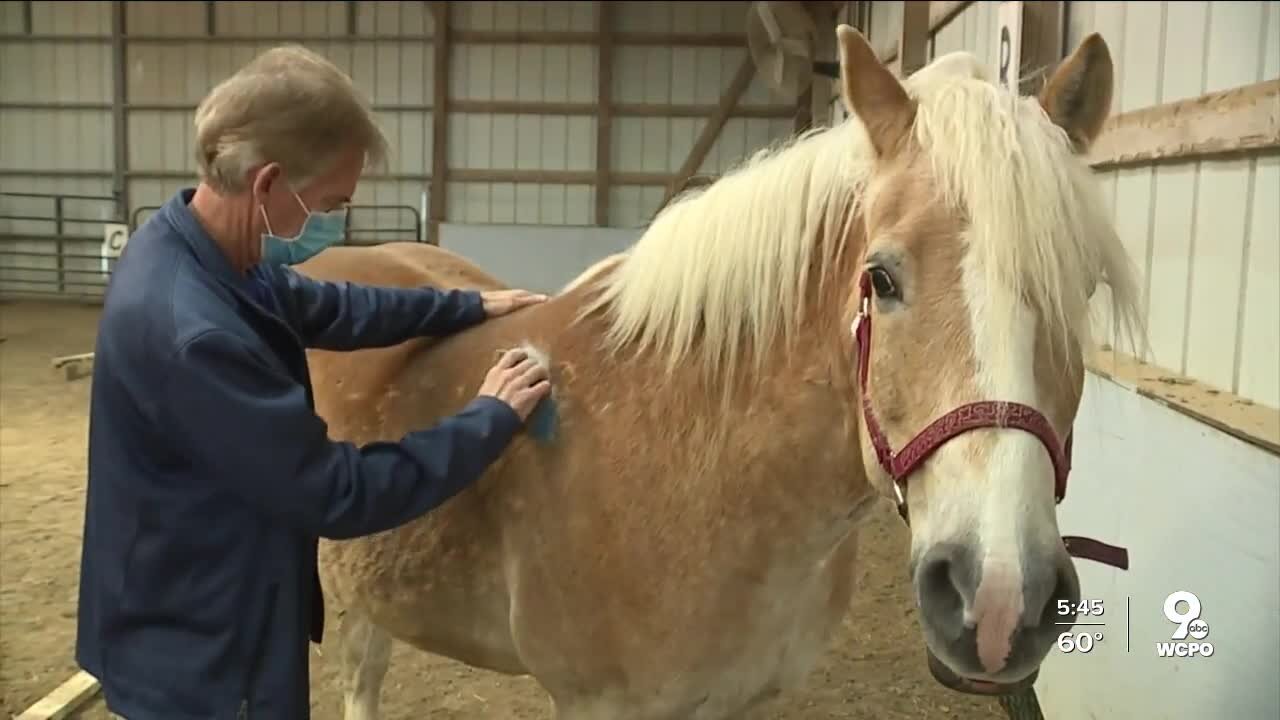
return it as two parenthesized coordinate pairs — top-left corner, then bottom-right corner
(851, 272), (1129, 570)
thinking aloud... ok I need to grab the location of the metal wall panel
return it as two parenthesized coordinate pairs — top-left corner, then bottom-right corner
(3, 1), (807, 296)
(0, 1), (116, 297)
(124, 0), (434, 234)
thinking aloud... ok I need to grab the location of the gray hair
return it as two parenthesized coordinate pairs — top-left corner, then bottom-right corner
(193, 44), (389, 193)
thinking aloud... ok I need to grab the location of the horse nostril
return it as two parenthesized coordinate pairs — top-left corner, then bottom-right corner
(915, 544), (974, 635)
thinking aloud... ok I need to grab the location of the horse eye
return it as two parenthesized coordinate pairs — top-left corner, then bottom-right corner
(869, 266), (899, 299)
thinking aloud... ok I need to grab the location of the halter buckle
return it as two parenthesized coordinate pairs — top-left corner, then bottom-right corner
(850, 296), (870, 340)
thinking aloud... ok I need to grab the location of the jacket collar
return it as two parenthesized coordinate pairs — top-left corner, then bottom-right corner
(162, 187), (257, 295)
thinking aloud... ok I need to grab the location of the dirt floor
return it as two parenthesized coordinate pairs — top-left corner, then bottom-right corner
(0, 299), (1005, 720)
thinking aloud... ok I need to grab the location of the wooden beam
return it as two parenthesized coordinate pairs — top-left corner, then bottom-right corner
(595, 1), (613, 226)
(450, 30), (745, 47)
(118, 99), (794, 118)
(1088, 350), (1280, 457)
(661, 55), (756, 208)
(86, 167), (716, 186)
(794, 86), (814, 134)
(807, 1), (838, 129)
(110, 1), (129, 226)
(1017, 0), (1064, 96)
(898, 1), (931, 77)
(878, 0), (975, 63)
(1088, 78), (1280, 169)
(14, 670), (100, 720)
(928, 0), (973, 34)
(52, 352), (96, 381)
(36, 30), (746, 46)
(428, 2), (450, 244)
(447, 169), (716, 186)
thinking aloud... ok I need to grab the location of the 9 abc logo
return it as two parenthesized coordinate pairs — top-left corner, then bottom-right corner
(1157, 590), (1213, 658)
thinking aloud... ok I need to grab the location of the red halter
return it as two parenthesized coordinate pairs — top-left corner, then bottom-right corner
(852, 273), (1129, 570)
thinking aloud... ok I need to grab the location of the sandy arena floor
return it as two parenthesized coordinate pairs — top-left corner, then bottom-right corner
(0, 299), (1004, 719)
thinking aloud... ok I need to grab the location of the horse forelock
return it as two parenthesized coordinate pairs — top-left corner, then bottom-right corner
(575, 120), (873, 391)
(903, 58), (1145, 369)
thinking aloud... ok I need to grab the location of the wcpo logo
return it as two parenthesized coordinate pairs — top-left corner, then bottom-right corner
(1156, 590), (1213, 658)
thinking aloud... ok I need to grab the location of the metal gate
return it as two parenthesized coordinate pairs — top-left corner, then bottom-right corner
(129, 202), (423, 247)
(0, 191), (125, 300)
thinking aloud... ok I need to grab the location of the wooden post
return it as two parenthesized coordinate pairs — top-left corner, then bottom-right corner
(1018, 0), (1064, 96)
(807, 1), (838, 129)
(428, 2), (450, 244)
(898, 1), (930, 77)
(660, 55), (756, 209)
(110, 1), (130, 225)
(595, 1), (614, 226)
(794, 86), (813, 134)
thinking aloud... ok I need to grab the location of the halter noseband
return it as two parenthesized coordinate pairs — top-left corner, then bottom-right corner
(852, 272), (1129, 570)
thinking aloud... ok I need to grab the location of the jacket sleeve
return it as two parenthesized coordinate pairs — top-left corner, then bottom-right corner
(162, 328), (524, 540)
(263, 264), (488, 351)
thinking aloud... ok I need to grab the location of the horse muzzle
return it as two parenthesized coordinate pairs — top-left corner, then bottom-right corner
(926, 649), (1040, 696)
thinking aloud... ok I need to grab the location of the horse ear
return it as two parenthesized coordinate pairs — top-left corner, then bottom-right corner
(836, 24), (915, 158)
(1038, 33), (1115, 152)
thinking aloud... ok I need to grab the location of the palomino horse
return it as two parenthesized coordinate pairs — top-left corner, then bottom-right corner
(303, 27), (1142, 719)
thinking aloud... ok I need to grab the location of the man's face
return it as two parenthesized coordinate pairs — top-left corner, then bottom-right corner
(251, 144), (362, 242)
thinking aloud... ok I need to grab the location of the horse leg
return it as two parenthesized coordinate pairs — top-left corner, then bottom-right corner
(336, 609), (392, 720)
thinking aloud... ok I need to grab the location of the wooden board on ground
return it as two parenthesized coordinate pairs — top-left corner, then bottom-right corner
(51, 352), (94, 381)
(14, 670), (100, 720)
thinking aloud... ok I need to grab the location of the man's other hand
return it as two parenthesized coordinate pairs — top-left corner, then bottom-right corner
(478, 349), (552, 421)
(481, 289), (548, 318)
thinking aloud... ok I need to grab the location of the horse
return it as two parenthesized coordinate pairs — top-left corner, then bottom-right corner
(301, 26), (1143, 720)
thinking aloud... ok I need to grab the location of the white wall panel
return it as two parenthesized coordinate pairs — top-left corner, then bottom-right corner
(1182, 1), (1271, 395)
(1033, 373), (1280, 720)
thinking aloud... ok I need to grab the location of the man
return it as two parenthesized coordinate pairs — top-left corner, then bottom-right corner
(75, 45), (552, 719)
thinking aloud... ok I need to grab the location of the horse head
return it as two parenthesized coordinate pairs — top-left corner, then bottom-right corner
(833, 26), (1142, 695)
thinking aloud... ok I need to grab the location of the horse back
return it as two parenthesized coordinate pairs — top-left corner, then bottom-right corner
(294, 241), (510, 294)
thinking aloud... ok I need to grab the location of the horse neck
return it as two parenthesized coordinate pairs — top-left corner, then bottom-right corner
(557, 214), (870, 554)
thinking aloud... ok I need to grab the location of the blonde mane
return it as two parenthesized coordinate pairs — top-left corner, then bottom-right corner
(578, 122), (872, 382)
(905, 52), (1145, 365)
(576, 50), (1143, 387)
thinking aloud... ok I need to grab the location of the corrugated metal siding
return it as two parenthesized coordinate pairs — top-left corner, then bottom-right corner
(829, 1), (1279, 411)
(125, 0), (436, 229)
(2, 0), (805, 298)
(0, 1), (116, 297)
(448, 1), (596, 226)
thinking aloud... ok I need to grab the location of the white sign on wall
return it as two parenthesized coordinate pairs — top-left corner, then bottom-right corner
(996, 1), (1024, 96)
(101, 222), (129, 275)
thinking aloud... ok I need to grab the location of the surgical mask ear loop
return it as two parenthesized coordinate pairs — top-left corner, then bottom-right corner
(258, 186), (311, 241)
(259, 204), (276, 237)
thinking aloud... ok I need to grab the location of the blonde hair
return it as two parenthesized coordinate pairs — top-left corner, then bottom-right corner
(193, 45), (389, 193)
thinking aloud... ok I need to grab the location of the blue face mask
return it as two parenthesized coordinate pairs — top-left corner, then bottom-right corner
(259, 191), (348, 266)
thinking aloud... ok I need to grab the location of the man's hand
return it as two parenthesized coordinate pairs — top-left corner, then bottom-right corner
(481, 289), (548, 318)
(478, 349), (552, 421)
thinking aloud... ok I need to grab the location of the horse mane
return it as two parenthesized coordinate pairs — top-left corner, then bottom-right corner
(576, 121), (872, 384)
(906, 52), (1145, 366)
(573, 50), (1143, 388)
